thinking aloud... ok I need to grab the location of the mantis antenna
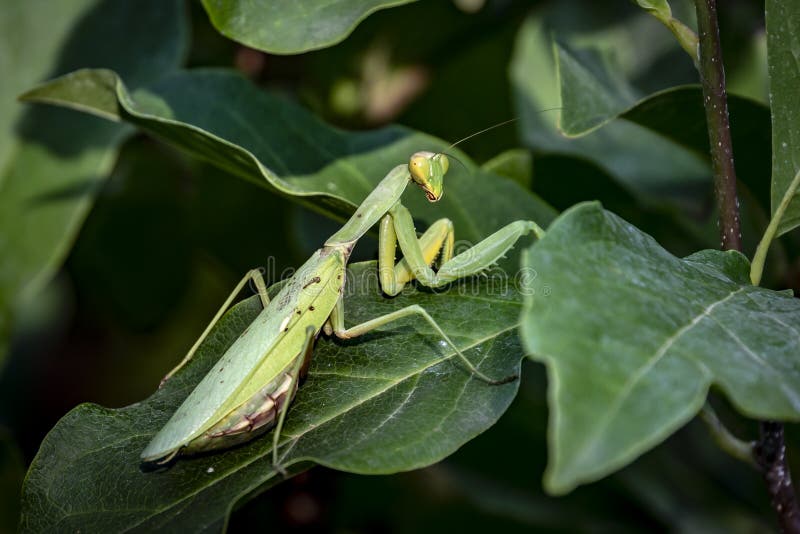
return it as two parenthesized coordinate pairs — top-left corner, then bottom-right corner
(441, 152), (467, 172)
(446, 117), (519, 150)
(430, 107), (562, 174)
(445, 107), (563, 151)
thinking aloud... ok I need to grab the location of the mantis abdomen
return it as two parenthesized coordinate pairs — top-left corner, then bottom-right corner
(185, 371), (297, 454)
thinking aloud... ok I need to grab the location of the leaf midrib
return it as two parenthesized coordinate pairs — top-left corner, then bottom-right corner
(567, 286), (746, 469)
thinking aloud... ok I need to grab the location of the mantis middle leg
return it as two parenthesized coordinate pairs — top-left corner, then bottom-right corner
(272, 325), (315, 474)
(329, 296), (515, 385)
(161, 269), (271, 385)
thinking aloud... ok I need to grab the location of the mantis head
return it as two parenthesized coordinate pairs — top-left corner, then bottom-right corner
(409, 151), (449, 202)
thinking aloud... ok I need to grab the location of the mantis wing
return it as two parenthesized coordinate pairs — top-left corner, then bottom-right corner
(141, 249), (345, 461)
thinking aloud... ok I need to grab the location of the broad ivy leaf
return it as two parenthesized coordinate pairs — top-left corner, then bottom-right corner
(21, 262), (524, 531)
(0, 0), (187, 366)
(21, 68), (557, 267)
(766, 0), (800, 235)
(520, 202), (800, 494)
(201, 0), (418, 54)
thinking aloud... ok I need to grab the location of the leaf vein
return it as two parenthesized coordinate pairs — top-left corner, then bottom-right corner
(572, 286), (745, 466)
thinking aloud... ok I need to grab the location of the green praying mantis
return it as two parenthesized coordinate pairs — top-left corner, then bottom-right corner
(141, 138), (546, 470)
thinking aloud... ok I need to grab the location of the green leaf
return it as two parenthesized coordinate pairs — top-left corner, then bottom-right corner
(554, 44), (770, 195)
(21, 68), (557, 266)
(201, 0), (418, 54)
(530, 154), (716, 257)
(560, 81), (771, 216)
(21, 262), (525, 531)
(556, 42), (638, 136)
(619, 86), (771, 211)
(511, 12), (709, 200)
(0, 0), (187, 365)
(520, 202), (800, 494)
(550, 30), (771, 214)
(766, 0), (800, 236)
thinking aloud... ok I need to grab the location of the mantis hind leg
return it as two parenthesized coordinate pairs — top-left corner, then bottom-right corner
(161, 268), (271, 386)
(329, 296), (515, 385)
(379, 203), (545, 294)
(273, 325), (316, 475)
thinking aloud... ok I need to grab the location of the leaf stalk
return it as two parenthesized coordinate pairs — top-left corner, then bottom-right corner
(699, 405), (756, 468)
(750, 169), (800, 286)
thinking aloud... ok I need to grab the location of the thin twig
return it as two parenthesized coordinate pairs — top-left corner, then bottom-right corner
(695, 1), (800, 531)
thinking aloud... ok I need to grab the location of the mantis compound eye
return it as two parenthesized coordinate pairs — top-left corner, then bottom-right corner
(408, 151), (445, 203)
(409, 154), (432, 182)
(435, 154), (450, 174)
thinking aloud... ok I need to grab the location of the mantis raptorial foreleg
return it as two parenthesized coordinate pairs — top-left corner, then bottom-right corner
(161, 269), (271, 385)
(329, 296), (514, 385)
(379, 216), (455, 294)
(379, 203), (544, 296)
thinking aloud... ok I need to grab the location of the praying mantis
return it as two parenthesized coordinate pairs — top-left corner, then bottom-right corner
(141, 147), (546, 470)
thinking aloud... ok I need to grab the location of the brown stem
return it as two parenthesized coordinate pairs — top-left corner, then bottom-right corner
(695, 1), (799, 531)
(755, 423), (800, 532)
(695, 0), (741, 251)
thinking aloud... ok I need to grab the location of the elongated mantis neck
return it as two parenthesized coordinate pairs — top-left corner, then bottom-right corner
(324, 164), (411, 248)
